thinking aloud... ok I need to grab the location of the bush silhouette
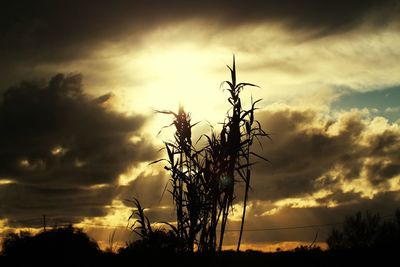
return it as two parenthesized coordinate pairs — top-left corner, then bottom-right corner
(1, 225), (100, 258)
(1, 231), (33, 256)
(327, 210), (400, 250)
(120, 229), (184, 255)
(123, 198), (185, 254)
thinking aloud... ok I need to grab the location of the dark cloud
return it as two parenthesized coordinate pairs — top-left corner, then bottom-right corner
(365, 160), (400, 185)
(0, 0), (398, 92)
(0, 74), (157, 225)
(118, 171), (171, 208)
(0, 183), (116, 227)
(2, 0), (397, 52)
(1, 1), (398, 73)
(118, 171), (175, 223)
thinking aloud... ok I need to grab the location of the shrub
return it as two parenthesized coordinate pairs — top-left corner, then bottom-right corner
(1, 225), (100, 257)
(327, 210), (400, 250)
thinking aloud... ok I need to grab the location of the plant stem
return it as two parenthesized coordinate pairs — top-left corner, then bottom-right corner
(237, 171), (250, 251)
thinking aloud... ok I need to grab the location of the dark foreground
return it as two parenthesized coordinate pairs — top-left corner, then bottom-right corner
(0, 249), (396, 267)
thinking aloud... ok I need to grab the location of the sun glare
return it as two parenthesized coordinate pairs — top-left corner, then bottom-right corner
(0, 179), (13, 185)
(119, 44), (233, 131)
(139, 48), (223, 110)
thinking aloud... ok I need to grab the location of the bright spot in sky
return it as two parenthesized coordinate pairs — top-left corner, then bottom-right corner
(136, 47), (224, 111)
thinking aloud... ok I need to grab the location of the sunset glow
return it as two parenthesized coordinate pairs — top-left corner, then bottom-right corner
(1, 0), (400, 255)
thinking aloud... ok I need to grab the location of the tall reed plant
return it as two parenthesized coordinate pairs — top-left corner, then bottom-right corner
(154, 56), (268, 252)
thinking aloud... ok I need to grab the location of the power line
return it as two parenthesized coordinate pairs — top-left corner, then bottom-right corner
(224, 214), (395, 232)
(2, 213), (396, 233)
(77, 222), (128, 229)
(224, 222), (343, 232)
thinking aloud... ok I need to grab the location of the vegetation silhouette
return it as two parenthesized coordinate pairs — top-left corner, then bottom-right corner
(120, 201), (400, 266)
(129, 56), (269, 253)
(327, 209), (400, 251)
(1, 225), (100, 258)
(121, 198), (185, 254)
(1, 59), (399, 266)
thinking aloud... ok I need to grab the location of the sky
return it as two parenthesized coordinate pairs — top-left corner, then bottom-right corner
(1, 0), (400, 251)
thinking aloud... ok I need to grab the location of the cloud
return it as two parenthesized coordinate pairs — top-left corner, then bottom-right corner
(214, 104), (400, 244)
(249, 105), (400, 203)
(1, 1), (399, 112)
(0, 183), (116, 227)
(115, 103), (400, 245)
(117, 170), (175, 224)
(0, 74), (157, 225)
(109, 103), (400, 246)
(213, 104), (400, 244)
(222, 191), (400, 245)
(1, 1), (398, 74)
(118, 171), (171, 208)
(2, 1), (398, 54)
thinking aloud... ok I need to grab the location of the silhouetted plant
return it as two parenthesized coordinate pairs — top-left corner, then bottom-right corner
(327, 210), (400, 250)
(375, 210), (400, 248)
(293, 244), (321, 252)
(125, 198), (184, 253)
(128, 198), (153, 239)
(153, 57), (268, 252)
(1, 225), (99, 257)
(1, 231), (32, 256)
(122, 229), (183, 254)
(106, 228), (118, 253)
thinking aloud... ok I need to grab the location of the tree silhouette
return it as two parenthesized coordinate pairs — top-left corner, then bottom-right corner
(327, 210), (400, 250)
(1, 225), (100, 257)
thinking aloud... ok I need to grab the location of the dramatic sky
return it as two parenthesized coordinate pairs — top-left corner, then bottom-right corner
(1, 0), (400, 250)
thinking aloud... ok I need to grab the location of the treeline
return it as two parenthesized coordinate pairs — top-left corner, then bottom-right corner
(1, 209), (400, 258)
(327, 210), (400, 250)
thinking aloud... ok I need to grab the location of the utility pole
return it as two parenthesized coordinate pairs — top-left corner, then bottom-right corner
(43, 215), (46, 232)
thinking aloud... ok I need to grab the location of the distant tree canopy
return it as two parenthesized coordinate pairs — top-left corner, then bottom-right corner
(327, 210), (400, 250)
(1, 225), (100, 257)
